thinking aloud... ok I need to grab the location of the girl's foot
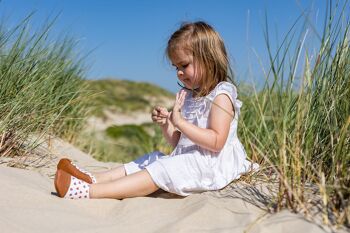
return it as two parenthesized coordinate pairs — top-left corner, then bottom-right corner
(57, 158), (97, 184)
(54, 169), (90, 199)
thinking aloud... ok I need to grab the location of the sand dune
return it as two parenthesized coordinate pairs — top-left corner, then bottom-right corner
(0, 138), (344, 233)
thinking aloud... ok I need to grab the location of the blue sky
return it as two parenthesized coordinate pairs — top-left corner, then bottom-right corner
(1, 0), (329, 93)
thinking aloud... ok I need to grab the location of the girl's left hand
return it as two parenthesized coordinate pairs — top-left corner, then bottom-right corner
(170, 90), (186, 127)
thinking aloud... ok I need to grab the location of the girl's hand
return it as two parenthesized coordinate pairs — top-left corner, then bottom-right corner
(170, 90), (186, 127)
(151, 106), (169, 126)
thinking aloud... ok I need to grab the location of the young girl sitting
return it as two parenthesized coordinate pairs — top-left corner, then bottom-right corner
(54, 21), (258, 199)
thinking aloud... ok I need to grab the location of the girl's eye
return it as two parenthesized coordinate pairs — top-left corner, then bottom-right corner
(174, 63), (189, 71)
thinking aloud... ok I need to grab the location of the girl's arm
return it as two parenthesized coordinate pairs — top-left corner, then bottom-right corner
(171, 91), (234, 152)
(151, 106), (181, 148)
(160, 119), (181, 148)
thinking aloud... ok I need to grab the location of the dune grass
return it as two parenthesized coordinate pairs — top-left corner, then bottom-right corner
(238, 1), (349, 227)
(0, 14), (89, 157)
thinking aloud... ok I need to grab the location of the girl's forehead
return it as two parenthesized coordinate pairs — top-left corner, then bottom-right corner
(170, 49), (193, 64)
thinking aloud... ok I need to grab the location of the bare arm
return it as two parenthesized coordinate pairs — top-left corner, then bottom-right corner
(160, 118), (181, 148)
(171, 91), (234, 152)
(151, 106), (181, 148)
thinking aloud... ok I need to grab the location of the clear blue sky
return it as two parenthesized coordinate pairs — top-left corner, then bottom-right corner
(1, 0), (329, 93)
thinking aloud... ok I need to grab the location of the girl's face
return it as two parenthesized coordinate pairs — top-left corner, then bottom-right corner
(171, 50), (200, 90)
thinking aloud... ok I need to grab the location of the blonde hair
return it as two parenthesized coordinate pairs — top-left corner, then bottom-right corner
(166, 21), (231, 97)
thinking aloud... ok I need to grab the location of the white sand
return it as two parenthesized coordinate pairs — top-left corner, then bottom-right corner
(0, 138), (345, 233)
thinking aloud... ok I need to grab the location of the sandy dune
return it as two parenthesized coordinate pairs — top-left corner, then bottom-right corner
(0, 138), (345, 233)
(86, 110), (153, 131)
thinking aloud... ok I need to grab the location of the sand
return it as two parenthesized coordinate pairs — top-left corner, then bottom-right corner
(0, 137), (346, 233)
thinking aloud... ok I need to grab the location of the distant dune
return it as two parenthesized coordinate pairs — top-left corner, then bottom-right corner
(85, 78), (174, 130)
(86, 79), (174, 116)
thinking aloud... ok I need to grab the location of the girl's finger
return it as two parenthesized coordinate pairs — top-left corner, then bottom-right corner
(177, 90), (186, 107)
(180, 91), (186, 101)
(179, 89), (184, 96)
(159, 112), (168, 118)
(155, 106), (165, 112)
(155, 118), (166, 124)
(182, 89), (187, 97)
(159, 108), (168, 116)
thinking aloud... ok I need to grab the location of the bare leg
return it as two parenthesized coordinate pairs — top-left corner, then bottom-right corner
(93, 165), (127, 183)
(89, 169), (159, 199)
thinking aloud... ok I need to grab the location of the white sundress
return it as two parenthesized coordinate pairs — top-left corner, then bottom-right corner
(124, 81), (258, 196)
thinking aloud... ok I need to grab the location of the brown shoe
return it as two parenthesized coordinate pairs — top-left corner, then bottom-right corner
(54, 169), (71, 198)
(57, 158), (96, 184)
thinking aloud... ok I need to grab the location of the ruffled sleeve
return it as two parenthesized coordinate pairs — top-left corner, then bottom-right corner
(214, 82), (242, 118)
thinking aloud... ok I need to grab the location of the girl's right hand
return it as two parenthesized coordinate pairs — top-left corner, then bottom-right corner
(151, 106), (169, 126)
(170, 90), (186, 127)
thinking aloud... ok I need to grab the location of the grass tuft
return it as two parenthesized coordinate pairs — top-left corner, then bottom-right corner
(0, 13), (89, 157)
(239, 0), (350, 227)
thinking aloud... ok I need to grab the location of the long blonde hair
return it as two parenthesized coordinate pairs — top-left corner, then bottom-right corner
(166, 21), (231, 97)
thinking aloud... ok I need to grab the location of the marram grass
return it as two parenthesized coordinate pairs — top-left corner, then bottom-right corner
(0, 14), (89, 157)
(239, 1), (349, 227)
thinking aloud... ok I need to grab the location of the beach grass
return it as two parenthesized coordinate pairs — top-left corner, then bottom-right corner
(239, 1), (349, 227)
(0, 13), (89, 157)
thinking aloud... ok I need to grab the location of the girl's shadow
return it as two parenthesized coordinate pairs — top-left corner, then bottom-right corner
(147, 189), (185, 199)
(51, 189), (185, 199)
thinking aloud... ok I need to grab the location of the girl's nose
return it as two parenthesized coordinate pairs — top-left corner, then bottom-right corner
(177, 69), (184, 77)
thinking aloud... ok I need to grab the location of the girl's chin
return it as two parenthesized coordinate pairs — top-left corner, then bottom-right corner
(181, 81), (199, 90)
(186, 84), (200, 90)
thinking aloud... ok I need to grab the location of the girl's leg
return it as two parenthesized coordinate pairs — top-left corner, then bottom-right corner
(92, 152), (165, 183)
(89, 169), (159, 199)
(93, 165), (127, 183)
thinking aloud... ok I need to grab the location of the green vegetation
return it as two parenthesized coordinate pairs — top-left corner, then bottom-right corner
(87, 79), (174, 116)
(73, 79), (174, 163)
(0, 14), (89, 157)
(106, 124), (153, 156)
(76, 123), (172, 163)
(239, 2), (350, 227)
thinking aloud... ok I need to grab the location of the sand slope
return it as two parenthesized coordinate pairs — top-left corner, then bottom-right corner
(0, 138), (344, 233)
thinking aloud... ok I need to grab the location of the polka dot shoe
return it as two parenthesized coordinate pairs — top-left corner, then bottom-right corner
(54, 169), (90, 199)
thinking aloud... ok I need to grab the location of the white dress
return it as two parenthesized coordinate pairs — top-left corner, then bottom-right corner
(124, 81), (258, 196)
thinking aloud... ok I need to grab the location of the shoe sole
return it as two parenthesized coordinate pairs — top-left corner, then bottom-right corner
(54, 169), (71, 198)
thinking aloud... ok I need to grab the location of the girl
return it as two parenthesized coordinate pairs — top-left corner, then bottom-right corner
(54, 21), (258, 199)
